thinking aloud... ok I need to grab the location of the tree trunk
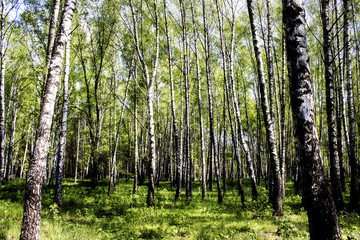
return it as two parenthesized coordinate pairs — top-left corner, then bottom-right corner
(5, 104), (17, 181)
(0, 0), (6, 190)
(280, 33), (286, 197)
(130, 0), (159, 206)
(321, 0), (343, 211)
(133, 81), (138, 194)
(203, 0), (222, 204)
(48, 118), (61, 187)
(179, 0), (192, 204)
(108, 58), (132, 195)
(190, 0), (206, 200)
(283, 0), (342, 238)
(54, 35), (71, 207)
(20, 1), (76, 238)
(344, 0), (359, 211)
(247, 0), (282, 215)
(332, 0), (346, 193)
(164, 0), (181, 200)
(74, 118), (80, 183)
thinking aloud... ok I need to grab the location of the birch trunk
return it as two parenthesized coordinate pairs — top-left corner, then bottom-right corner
(283, 0), (342, 238)
(333, 0), (347, 192)
(164, 0), (181, 200)
(203, 0), (222, 203)
(280, 33), (286, 197)
(20, 1), (76, 238)
(247, 0), (282, 215)
(190, 0), (206, 200)
(344, 0), (359, 211)
(179, 0), (192, 203)
(133, 82), (138, 194)
(130, 0), (159, 206)
(54, 35), (71, 207)
(0, 0), (5, 190)
(5, 105), (17, 181)
(74, 118), (80, 183)
(321, 0), (343, 210)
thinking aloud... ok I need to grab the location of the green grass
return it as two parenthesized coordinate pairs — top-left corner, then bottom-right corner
(0, 179), (359, 239)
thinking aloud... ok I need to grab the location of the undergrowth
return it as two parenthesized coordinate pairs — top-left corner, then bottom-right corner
(0, 178), (359, 239)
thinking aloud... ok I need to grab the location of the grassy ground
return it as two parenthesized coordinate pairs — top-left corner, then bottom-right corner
(0, 178), (359, 239)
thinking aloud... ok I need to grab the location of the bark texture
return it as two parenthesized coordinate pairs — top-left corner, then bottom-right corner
(164, 0), (181, 200)
(20, 1), (76, 239)
(190, 0), (206, 200)
(54, 36), (71, 207)
(344, 0), (359, 211)
(0, 0), (5, 190)
(203, 0), (222, 204)
(321, 0), (343, 210)
(247, 0), (281, 214)
(283, 0), (342, 238)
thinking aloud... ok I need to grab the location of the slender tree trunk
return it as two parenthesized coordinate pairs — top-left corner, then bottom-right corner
(48, 119), (61, 187)
(179, 0), (192, 204)
(108, 58), (132, 195)
(133, 82), (138, 194)
(5, 105), (17, 181)
(333, 0), (347, 193)
(0, 0), (6, 190)
(164, 0), (181, 200)
(20, 124), (32, 178)
(54, 36), (71, 207)
(283, 0), (342, 238)
(280, 33), (286, 197)
(247, 0), (282, 215)
(321, 0), (343, 210)
(190, 0), (206, 200)
(20, 1), (76, 238)
(130, 0), (159, 206)
(226, 4), (258, 200)
(203, 0), (222, 203)
(74, 118), (80, 183)
(344, 0), (359, 211)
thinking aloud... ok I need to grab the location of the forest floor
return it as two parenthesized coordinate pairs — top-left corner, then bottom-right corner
(0, 178), (359, 239)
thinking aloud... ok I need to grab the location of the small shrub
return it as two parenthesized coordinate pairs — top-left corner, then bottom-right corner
(276, 217), (297, 239)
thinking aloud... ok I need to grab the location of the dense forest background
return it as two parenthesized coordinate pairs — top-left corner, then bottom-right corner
(0, 0), (359, 239)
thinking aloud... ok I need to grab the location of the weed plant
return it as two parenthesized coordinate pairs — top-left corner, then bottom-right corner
(0, 178), (359, 239)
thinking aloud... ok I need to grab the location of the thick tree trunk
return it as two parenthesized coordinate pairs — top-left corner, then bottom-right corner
(247, 0), (281, 213)
(344, 0), (359, 211)
(20, 1), (76, 239)
(321, 0), (343, 211)
(46, 0), (61, 68)
(54, 36), (71, 207)
(283, 0), (342, 238)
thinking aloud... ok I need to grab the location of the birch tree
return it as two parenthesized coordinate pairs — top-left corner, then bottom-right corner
(246, 0), (282, 215)
(283, 0), (342, 238)
(20, 0), (76, 238)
